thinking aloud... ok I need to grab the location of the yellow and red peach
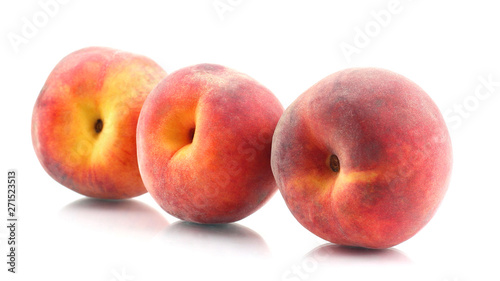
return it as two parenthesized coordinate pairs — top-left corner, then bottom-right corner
(32, 47), (166, 199)
(137, 64), (283, 223)
(271, 68), (453, 249)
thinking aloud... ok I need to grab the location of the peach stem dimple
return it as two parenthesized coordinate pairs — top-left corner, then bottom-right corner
(95, 119), (103, 133)
(188, 127), (195, 143)
(329, 154), (340, 173)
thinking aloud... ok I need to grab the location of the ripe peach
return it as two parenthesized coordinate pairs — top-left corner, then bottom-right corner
(137, 64), (283, 223)
(271, 68), (453, 249)
(32, 47), (166, 199)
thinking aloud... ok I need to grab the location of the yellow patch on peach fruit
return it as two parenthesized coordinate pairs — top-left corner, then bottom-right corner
(338, 170), (379, 184)
(289, 171), (337, 195)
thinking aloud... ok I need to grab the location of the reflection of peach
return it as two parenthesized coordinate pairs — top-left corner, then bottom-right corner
(272, 68), (452, 249)
(59, 198), (169, 237)
(137, 64), (283, 223)
(307, 243), (411, 265)
(32, 47), (166, 199)
(162, 221), (269, 257)
(281, 244), (411, 280)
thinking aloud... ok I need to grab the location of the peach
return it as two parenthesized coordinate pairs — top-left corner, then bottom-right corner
(32, 47), (166, 199)
(271, 68), (453, 249)
(137, 64), (283, 223)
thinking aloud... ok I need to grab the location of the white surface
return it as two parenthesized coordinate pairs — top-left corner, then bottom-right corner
(1, 1), (499, 280)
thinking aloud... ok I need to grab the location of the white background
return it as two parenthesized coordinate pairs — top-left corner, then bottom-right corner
(1, 1), (499, 280)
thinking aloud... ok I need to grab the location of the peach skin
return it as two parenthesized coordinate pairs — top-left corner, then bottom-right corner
(271, 68), (453, 249)
(32, 47), (166, 199)
(137, 64), (283, 223)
